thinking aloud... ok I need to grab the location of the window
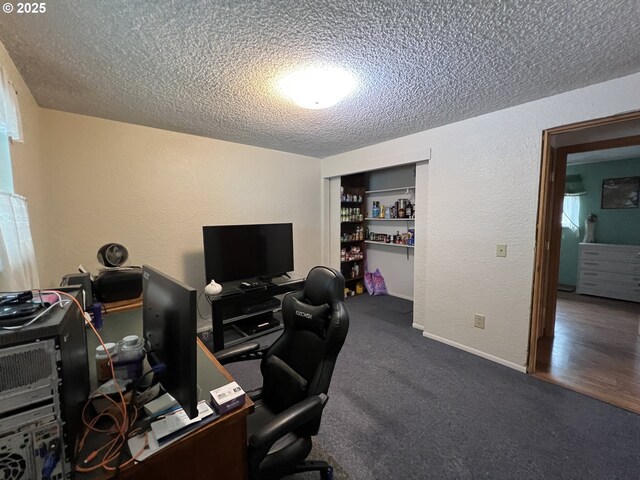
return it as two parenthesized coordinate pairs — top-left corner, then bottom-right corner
(0, 132), (13, 193)
(561, 195), (580, 236)
(0, 64), (39, 290)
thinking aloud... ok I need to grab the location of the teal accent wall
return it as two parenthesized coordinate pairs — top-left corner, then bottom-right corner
(558, 157), (640, 286)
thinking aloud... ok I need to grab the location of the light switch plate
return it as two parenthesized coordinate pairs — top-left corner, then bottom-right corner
(474, 314), (485, 329)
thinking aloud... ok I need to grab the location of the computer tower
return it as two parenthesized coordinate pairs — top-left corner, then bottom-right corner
(0, 289), (89, 479)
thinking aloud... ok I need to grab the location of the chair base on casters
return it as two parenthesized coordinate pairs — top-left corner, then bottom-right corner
(290, 460), (333, 480)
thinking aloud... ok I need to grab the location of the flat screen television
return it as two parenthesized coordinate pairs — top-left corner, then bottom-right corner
(142, 265), (198, 419)
(202, 223), (294, 283)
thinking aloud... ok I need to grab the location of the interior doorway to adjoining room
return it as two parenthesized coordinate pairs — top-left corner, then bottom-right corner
(529, 111), (640, 413)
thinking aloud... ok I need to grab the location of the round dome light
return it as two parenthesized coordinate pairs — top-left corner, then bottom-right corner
(278, 66), (357, 109)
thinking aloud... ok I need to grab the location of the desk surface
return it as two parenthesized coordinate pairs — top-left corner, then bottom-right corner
(119, 339), (254, 480)
(78, 339), (254, 480)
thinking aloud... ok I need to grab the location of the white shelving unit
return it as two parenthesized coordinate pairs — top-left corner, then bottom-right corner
(365, 186), (415, 194)
(365, 218), (415, 222)
(364, 178), (416, 299)
(365, 240), (414, 249)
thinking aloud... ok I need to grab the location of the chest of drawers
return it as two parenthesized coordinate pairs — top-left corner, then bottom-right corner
(576, 243), (640, 303)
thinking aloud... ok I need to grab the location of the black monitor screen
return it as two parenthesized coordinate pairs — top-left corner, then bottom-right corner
(202, 223), (294, 283)
(142, 265), (198, 419)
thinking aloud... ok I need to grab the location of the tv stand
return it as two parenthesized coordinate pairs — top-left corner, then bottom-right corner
(206, 274), (306, 352)
(257, 271), (291, 282)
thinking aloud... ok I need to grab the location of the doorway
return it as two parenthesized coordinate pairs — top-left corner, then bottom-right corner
(529, 111), (640, 413)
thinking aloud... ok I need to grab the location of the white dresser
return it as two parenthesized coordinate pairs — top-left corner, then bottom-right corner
(576, 243), (640, 303)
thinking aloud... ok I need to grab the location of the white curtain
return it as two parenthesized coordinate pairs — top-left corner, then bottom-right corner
(0, 66), (22, 142)
(561, 195), (581, 237)
(0, 192), (39, 291)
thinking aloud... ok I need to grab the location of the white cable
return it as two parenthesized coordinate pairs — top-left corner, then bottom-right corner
(1, 290), (70, 330)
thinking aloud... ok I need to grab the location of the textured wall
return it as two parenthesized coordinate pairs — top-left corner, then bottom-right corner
(322, 72), (640, 369)
(559, 158), (640, 286)
(36, 109), (322, 294)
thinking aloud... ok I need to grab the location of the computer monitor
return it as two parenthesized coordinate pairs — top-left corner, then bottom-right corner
(142, 265), (198, 419)
(202, 223), (294, 283)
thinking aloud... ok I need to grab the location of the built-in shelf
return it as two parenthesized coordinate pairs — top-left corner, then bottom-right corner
(344, 275), (364, 282)
(341, 220), (364, 224)
(340, 258), (365, 263)
(221, 307), (283, 325)
(365, 217), (415, 221)
(341, 240), (364, 244)
(365, 186), (415, 194)
(365, 240), (414, 249)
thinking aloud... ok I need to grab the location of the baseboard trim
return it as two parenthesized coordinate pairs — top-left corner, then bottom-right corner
(421, 331), (527, 373)
(387, 292), (413, 301)
(412, 323), (424, 331)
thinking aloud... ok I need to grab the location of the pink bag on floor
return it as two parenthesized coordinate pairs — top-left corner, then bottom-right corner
(364, 268), (388, 296)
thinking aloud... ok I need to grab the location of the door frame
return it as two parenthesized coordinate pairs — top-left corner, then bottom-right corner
(527, 110), (640, 373)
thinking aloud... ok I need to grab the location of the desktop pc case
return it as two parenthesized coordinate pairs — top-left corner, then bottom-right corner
(0, 289), (89, 479)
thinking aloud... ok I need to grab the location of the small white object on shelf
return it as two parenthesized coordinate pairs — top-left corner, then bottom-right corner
(205, 279), (222, 296)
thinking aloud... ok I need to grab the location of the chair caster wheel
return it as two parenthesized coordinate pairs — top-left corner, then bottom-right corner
(321, 466), (333, 480)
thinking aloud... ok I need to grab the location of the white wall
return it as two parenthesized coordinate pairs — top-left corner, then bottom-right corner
(31, 109), (322, 296)
(322, 72), (640, 370)
(412, 161), (428, 329)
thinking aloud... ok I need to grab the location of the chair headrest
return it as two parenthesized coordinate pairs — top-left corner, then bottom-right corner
(303, 266), (345, 306)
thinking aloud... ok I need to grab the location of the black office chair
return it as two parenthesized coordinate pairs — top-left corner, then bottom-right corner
(215, 266), (349, 480)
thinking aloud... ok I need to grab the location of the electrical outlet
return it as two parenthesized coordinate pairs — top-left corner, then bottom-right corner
(496, 244), (507, 257)
(474, 314), (485, 329)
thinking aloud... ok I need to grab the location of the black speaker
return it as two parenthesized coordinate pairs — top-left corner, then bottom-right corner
(94, 268), (143, 303)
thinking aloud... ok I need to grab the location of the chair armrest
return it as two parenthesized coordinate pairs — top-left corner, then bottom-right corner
(214, 342), (262, 364)
(249, 393), (328, 449)
(246, 388), (263, 401)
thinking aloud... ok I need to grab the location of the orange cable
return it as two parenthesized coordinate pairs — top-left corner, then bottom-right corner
(49, 290), (135, 474)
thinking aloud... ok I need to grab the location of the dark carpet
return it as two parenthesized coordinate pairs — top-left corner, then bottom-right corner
(225, 294), (640, 479)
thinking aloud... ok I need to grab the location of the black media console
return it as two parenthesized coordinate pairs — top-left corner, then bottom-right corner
(206, 274), (306, 352)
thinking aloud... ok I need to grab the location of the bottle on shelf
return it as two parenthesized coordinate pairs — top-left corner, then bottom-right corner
(372, 201), (380, 218)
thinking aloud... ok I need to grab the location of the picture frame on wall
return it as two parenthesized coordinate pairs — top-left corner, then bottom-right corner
(601, 176), (640, 209)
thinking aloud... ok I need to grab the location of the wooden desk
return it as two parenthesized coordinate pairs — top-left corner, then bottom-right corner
(80, 339), (254, 479)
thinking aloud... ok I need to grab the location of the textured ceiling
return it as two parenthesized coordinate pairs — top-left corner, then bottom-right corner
(1, 1), (640, 158)
(568, 145), (640, 165)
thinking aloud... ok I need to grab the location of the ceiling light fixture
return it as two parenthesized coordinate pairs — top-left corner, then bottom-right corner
(278, 66), (357, 109)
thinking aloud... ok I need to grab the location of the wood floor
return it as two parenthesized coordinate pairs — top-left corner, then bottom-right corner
(534, 291), (640, 414)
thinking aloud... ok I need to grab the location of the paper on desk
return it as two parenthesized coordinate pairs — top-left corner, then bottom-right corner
(128, 401), (215, 462)
(151, 400), (213, 441)
(127, 430), (160, 462)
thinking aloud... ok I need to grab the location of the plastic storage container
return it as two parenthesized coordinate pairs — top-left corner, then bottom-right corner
(114, 335), (145, 382)
(95, 342), (117, 384)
